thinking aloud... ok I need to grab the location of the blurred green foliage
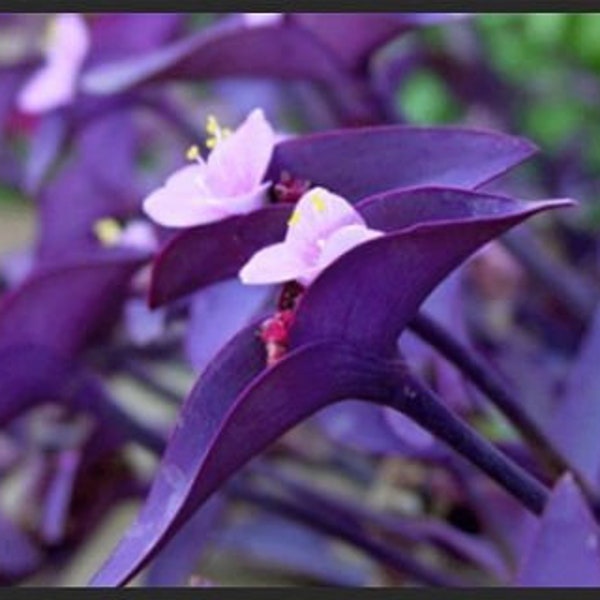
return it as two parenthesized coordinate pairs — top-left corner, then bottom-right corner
(397, 13), (600, 163)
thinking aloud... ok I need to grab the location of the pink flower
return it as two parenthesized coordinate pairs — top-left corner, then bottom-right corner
(17, 14), (90, 114)
(239, 187), (383, 287)
(143, 109), (276, 228)
(243, 14), (283, 27)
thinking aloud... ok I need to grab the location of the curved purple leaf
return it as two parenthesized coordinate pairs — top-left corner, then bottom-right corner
(0, 346), (163, 455)
(149, 205), (290, 308)
(516, 474), (600, 586)
(150, 125), (537, 310)
(81, 18), (347, 97)
(289, 194), (572, 356)
(0, 248), (148, 356)
(145, 495), (225, 587)
(36, 114), (141, 259)
(0, 345), (79, 427)
(89, 337), (391, 586)
(88, 14), (183, 64)
(269, 126), (537, 202)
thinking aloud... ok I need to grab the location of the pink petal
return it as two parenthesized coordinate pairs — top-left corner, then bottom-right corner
(143, 165), (226, 228)
(243, 14), (283, 27)
(286, 187), (367, 259)
(312, 224), (383, 285)
(206, 108), (275, 197)
(46, 14), (90, 66)
(17, 14), (90, 114)
(220, 181), (271, 217)
(239, 242), (311, 285)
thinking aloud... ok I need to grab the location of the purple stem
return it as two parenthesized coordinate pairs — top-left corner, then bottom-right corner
(376, 362), (549, 515)
(409, 312), (568, 477)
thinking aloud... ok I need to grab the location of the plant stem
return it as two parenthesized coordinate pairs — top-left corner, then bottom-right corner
(377, 363), (549, 516)
(409, 312), (567, 477)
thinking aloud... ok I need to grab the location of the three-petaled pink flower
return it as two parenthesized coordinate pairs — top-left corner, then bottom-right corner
(143, 109), (276, 228)
(239, 187), (383, 287)
(17, 13), (90, 114)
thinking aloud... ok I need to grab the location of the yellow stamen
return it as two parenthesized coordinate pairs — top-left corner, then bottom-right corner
(94, 218), (122, 247)
(311, 193), (327, 213)
(186, 144), (200, 161)
(204, 114), (232, 150)
(288, 210), (301, 227)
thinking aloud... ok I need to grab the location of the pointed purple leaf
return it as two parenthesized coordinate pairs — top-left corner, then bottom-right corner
(269, 127), (537, 202)
(89, 337), (390, 586)
(0, 249), (148, 356)
(149, 205), (290, 308)
(150, 125), (537, 310)
(516, 474), (600, 586)
(290, 192), (572, 356)
(145, 495), (225, 587)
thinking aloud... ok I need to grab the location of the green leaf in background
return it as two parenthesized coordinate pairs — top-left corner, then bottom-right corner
(397, 69), (463, 124)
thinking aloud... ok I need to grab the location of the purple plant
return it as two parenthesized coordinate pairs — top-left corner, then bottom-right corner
(0, 12), (598, 589)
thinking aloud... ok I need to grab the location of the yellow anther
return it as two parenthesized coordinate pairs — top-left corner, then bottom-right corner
(205, 114), (232, 150)
(206, 115), (219, 135)
(94, 218), (122, 247)
(311, 193), (327, 213)
(288, 210), (301, 227)
(186, 144), (200, 161)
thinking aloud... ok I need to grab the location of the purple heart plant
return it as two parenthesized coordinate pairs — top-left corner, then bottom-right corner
(0, 13), (598, 589)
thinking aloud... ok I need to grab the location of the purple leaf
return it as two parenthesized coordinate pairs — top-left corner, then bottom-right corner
(89, 336), (390, 586)
(150, 126), (537, 309)
(145, 495), (225, 587)
(290, 193), (572, 356)
(0, 346), (78, 427)
(36, 114), (141, 259)
(149, 205), (290, 307)
(547, 308), (600, 489)
(81, 18), (347, 96)
(0, 249), (148, 356)
(90, 190), (572, 587)
(88, 14), (183, 63)
(269, 127), (537, 202)
(516, 474), (600, 586)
